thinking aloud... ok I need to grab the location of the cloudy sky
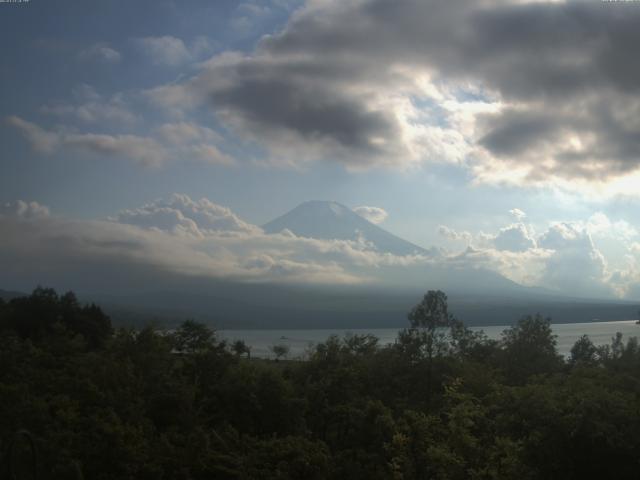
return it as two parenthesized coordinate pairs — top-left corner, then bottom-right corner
(2, 0), (640, 299)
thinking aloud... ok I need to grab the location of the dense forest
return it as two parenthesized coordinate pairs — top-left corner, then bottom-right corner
(2, 288), (640, 479)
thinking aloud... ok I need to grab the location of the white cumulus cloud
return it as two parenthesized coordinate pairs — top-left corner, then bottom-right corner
(509, 208), (527, 221)
(353, 206), (388, 224)
(7, 116), (235, 168)
(113, 194), (260, 237)
(493, 223), (536, 252)
(79, 43), (122, 63)
(134, 36), (215, 67)
(0, 200), (50, 219)
(134, 36), (192, 66)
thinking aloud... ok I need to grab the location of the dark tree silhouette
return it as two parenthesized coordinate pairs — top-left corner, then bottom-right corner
(171, 319), (217, 354)
(0, 287), (112, 348)
(569, 334), (599, 366)
(232, 339), (251, 359)
(500, 313), (562, 382)
(270, 343), (290, 361)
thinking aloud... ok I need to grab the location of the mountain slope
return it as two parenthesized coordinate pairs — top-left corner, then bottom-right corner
(263, 200), (427, 256)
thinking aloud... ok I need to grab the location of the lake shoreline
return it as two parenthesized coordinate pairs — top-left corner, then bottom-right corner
(219, 320), (640, 359)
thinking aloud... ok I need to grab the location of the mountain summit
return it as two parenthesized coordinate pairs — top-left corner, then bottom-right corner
(263, 200), (527, 295)
(263, 201), (427, 256)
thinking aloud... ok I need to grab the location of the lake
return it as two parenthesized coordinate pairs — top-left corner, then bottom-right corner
(220, 320), (640, 359)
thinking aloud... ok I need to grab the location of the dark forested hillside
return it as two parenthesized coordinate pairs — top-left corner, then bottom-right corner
(0, 289), (25, 302)
(89, 285), (640, 330)
(2, 288), (640, 479)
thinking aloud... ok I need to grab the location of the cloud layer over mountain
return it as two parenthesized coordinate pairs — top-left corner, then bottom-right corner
(440, 210), (640, 299)
(0, 196), (432, 292)
(354, 206), (388, 225)
(2, 194), (640, 300)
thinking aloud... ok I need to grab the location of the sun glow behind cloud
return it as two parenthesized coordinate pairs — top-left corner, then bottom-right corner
(6, 0), (640, 199)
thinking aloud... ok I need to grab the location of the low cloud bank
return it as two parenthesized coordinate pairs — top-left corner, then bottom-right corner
(3, 196), (640, 299)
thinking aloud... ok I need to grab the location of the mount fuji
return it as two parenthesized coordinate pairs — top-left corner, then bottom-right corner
(71, 201), (635, 329)
(262, 200), (527, 294)
(263, 200), (429, 256)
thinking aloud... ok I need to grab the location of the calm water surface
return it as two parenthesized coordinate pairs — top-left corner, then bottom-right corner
(220, 320), (640, 359)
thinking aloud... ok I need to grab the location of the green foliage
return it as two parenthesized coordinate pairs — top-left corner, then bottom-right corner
(569, 334), (599, 367)
(240, 435), (330, 479)
(2, 288), (640, 478)
(406, 290), (453, 358)
(405, 290), (483, 359)
(408, 290), (450, 329)
(499, 313), (563, 383)
(231, 339), (251, 358)
(171, 318), (218, 354)
(269, 343), (290, 360)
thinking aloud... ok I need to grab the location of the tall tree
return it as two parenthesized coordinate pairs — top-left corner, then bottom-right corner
(171, 319), (217, 354)
(500, 314), (562, 383)
(405, 290), (458, 400)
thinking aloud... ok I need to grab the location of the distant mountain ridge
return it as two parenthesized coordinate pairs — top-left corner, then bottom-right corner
(92, 286), (639, 330)
(263, 200), (428, 256)
(0, 289), (26, 301)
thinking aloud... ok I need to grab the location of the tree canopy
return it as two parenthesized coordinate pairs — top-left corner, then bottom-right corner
(2, 287), (640, 479)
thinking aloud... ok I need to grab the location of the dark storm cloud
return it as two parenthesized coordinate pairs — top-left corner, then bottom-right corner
(478, 109), (562, 157)
(211, 74), (396, 153)
(186, 0), (640, 183)
(276, 0), (640, 99)
(191, 50), (414, 167)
